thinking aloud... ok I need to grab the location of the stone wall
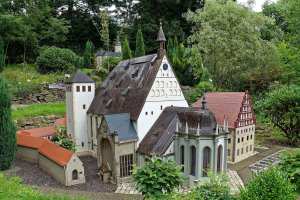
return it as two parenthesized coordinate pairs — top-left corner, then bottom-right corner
(16, 115), (60, 130)
(12, 85), (65, 105)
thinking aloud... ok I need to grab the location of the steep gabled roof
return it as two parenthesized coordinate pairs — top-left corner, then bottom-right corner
(88, 54), (164, 120)
(193, 92), (246, 128)
(66, 70), (94, 84)
(137, 106), (217, 156)
(38, 140), (73, 167)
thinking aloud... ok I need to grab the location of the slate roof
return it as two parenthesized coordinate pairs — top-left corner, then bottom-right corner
(88, 53), (164, 120)
(95, 50), (121, 57)
(193, 92), (246, 128)
(104, 113), (138, 142)
(66, 70), (95, 84)
(137, 106), (218, 156)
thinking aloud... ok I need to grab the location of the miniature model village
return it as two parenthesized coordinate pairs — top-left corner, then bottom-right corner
(16, 25), (256, 187)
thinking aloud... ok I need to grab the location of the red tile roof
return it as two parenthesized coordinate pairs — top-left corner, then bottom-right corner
(193, 92), (246, 128)
(55, 118), (66, 127)
(18, 126), (56, 138)
(38, 140), (73, 167)
(17, 134), (45, 149)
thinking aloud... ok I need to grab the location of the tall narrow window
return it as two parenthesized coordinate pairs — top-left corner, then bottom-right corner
(82, 85), (86, 92)
(76, 86), (80, 92)
(120, 154), (133, 178)
(217, 145), (223, 172)
(203, 147), (211, 177)
(180, 145), (185, 172)
(190, 146), (196, 176)
(88, 85), (91, 92)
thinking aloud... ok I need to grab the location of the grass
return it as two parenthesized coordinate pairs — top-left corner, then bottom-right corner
(12, 102), (66, 121)
(0, 173), (86, 200)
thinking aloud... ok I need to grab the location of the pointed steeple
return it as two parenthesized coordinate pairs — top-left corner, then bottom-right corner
(157, 21), (166, 57)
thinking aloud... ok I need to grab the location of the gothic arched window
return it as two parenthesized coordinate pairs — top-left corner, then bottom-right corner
(217, 145), (223, 172)
(190, 146), (196, 176)
(203, 147), (211, 177)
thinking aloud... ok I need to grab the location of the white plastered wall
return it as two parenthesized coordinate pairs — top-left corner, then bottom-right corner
(234, 125), (255, 163)
(136, 56), (188, 143)
(65, 154), (86, 186)
(66, 83), (95, 152)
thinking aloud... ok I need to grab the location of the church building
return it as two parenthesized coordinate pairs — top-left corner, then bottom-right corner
(65, 24), (228, 185)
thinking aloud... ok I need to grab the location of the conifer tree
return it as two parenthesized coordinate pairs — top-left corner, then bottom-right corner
(0, 77), (16, 170)
(134, 27), (145, 57)
(83, 40), (94, 68)
(122, 37), (132, 59)
(100, 10), (110, 51)
(0, 38), (5, 72)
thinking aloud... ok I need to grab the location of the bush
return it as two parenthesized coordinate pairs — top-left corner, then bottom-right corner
(279, 149), (300, 192)
(240, 168), (296, 200)
(36, 46), (80, 73)
(52, 126), (75, 151)
(190, 173), (233, 200)
(133, 157), (184, 199)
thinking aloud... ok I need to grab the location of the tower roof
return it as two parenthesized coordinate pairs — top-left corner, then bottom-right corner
(66, 70), (94, 84)
(156, 22), (166, 42)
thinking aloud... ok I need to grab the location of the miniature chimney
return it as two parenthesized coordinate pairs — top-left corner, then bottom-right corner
(201, 94), (207, 110)
(157, 21), (166, 58)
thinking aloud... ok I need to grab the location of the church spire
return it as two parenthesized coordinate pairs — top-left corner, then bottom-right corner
(157, 21), (166, 57)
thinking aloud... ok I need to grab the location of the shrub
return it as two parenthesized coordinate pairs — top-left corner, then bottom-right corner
(83, 40), (95, 68)
(190, 172), (233, 200)
(36, 46), (80, 73)
(279, 149), (300, 192)
(239, 168), (296, 200)
(133, 157), (184, 199)
(0, 37), (5, 72)
(97, 56), (121, 81)
(52, 126), (75, 151)
(0, 77), (16, 170)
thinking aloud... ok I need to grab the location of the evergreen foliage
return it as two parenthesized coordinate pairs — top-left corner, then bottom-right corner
(133, 157), (184, 198)
(36, 46), (80, 73)
(0, 38), (4, 72)
(134, 27), (145, 57)
(0, 77), (16, 170)
(122, 37), (132, 59)
(100, 10), (110, 51)
(240, 168), (296, 200)
(258, 85), (300, 145)
(83, 40), (94, 68)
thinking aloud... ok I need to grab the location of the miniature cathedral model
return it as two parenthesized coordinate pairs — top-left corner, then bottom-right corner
(66, 24), (229, 186)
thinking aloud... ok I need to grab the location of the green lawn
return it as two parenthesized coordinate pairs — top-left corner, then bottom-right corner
(12, 102), (65, 121)
(0, 173), (85, 200)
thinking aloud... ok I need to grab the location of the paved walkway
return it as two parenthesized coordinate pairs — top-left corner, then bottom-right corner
(249, 150), (283, 173)
(115, 169), (244, 195)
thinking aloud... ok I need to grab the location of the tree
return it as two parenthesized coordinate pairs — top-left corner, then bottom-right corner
(0, 38), (5, 72)
(0, 77), (16, 170)
(134, 27), (145, 57)
(185, 0), (281, 92)
(167, 38), (203, 86)
(122, 37), (132, 59)
(258, 85), (300, 145)
(100, 10), (110, 51)
(240, 168), (296, 200)
(83, 40), (94, 68)
(133, 157), (184, 198)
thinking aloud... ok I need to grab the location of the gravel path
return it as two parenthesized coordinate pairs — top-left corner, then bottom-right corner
(10, 156), (116, 193)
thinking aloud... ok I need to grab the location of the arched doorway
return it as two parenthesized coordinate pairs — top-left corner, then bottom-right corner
(202, 147), (211, 177)
(72, 170), (78, 180)
(217, 145), (223, 172)
(190, 146), (196, 176)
